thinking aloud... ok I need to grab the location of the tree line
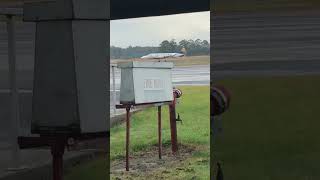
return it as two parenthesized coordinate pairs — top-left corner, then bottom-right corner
(110, 39), (210, 59)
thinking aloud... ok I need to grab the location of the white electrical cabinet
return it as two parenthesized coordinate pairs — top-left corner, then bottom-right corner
(118, 62), (174, 104)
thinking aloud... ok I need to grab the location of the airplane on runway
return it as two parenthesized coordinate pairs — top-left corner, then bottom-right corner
(141, 53), (185, 59)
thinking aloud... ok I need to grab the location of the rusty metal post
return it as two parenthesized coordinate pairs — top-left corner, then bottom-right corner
(158, 106), (162, 159)
(169, 95), (178, 154)
(125, 107), (131, 171)
(51, 139), (65, 180)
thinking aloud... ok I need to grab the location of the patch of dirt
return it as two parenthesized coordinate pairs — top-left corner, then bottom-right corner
(111, 144), (197, 180)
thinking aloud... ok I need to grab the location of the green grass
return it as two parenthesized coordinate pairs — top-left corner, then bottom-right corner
(64, 158), (107, 180)
(110, 86), (210, 160)
(110, 86), (210, 179)
(213, 75), (320, 179)
(64, 86), (210, 180)
(213, 0), (320, 13)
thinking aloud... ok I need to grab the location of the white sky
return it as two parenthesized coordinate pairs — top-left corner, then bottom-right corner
(110, 11), (210, 48)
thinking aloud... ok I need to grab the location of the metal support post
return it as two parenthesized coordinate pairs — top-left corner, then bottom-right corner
(6, 14), (21, 168)
(112, 66), (116, 115)
(169, 96), (178, 154)
(51, 139), (65, 180)
(158, 106), (162, 159)
(125, 107), (131, 171)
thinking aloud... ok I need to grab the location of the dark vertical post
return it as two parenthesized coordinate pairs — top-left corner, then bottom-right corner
(125, 107), (131, 171)
(169, 95), (178, 154)
(158, 106), (162, 159)
(51, 139), (65, 180)
(7, 15), (21, 168)
(211, 108), (214, 179)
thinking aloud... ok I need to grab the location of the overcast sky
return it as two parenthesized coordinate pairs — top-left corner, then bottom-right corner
(110, 11), (210, 48)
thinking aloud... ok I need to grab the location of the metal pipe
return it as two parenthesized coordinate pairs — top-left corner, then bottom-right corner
(125, 107), (131, 171)
(6, 14), (21, 168)
(112, 65), (116, 115)
(158, 106), (162, 159)
(51, 139), (65, 180)
(169, 94), (178, 154)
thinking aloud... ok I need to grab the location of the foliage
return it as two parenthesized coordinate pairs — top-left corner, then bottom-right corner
(158, 39), (210, 56)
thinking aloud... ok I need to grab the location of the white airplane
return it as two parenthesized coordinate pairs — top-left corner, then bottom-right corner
(141, 53), (185, 59)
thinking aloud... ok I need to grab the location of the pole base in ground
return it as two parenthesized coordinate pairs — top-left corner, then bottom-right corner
(158, 106), (162, 159)
(169, 102), (178, 154)
(51, 139), (66, 180)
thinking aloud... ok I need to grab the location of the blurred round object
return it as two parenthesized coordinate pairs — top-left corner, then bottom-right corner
(173, 88), (183, 98)
(67, 137), (75, 146)
(211, 85), (231, 116)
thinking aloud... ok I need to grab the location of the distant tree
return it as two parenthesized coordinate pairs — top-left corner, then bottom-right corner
(195, 39), (202, 46)
(159, 39), (179, 53)
(202, 40), (210, 48)
(179, 39), (189, 49)
(169, 39), (179, 52)
(159, 40), (171, 53)
(181, 47), (187, 55)
(201, 40), (210, 55)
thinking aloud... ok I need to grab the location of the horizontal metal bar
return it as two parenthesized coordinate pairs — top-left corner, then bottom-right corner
(116, 101), (172, 109)
(0, 0), (56, 20)
(0, 0), (56, 6)
(0, 8), (22, 16)
(0, 14), (22, 22)
(18, 132), (109, 149)
(0, 89), (32, 93)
